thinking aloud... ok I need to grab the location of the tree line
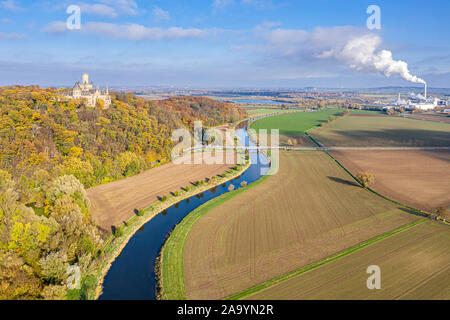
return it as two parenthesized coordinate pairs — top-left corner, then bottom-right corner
(0, 85), (245, 299)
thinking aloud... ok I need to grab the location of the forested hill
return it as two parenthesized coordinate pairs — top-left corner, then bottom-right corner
(0, 85), (245, 300)
(0, 86), (245, 187)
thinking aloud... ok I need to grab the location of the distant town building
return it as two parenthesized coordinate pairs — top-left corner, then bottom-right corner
(64, 73), (111, 108)
(394, 92), (437, 111)
(410, 97), (438, 111)
(395, 93), (408, 106)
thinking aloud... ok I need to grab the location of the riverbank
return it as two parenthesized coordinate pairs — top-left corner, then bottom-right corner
(90, 118), (253, 300)
(157, 173), (270, 300)
(91, 158), (250, 299)
(156, 111), (446, 300)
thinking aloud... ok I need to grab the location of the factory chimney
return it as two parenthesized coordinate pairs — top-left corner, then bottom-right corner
(424, 83), (427, 100)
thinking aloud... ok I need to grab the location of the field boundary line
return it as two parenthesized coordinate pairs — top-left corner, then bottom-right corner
(305, 129), (432, 219)
(224, 218), (427, 300)
(322, 150), (432, 219)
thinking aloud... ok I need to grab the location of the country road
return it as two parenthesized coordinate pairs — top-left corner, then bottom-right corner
(182, 145), (450, 152)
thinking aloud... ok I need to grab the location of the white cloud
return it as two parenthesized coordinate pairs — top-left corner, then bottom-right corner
(0, 31), (25, 39)
(97, 0), (138, 15)
(321, 33), (426, 84)
(152, 6), (170, 22)
(79, 3), (118, 18)
(1, 0), (22, 11)
(42, 21), (215, 40)
(250, 24), (425, 84)
(83, 22), (209, 40)
(241, 0), (273, 8)
(212, 0), (272, 10)
(41, 21), (67, 34)
(212, 0), (235, 10)
(253, 25), (368, 57)
(51, 1), (138, 17)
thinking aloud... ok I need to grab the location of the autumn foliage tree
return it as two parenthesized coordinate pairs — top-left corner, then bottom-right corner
(436, 207), (448, 221)
(0, 85), (246, 299)
(356, 172), (375, 189)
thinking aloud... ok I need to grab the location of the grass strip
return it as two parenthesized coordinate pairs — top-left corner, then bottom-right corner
(224, 218), (427, 300)
(90, 161), (250, 300)
(322, 148), (431, 218)
(306, 130), (431, 218)
(159, 174), (271, 300)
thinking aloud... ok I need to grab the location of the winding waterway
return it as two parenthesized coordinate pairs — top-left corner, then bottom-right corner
(99, 125), (270, 300)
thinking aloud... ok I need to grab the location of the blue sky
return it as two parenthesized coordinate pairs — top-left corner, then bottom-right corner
(0, 0), (449, 88)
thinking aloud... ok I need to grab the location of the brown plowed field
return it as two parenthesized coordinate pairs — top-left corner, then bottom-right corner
(247, 221), (450, 300)
(407, 113), (450, 123)
(88, 152), (236, 232)
(182, 151), (418, 299)
(330, 150), (450, 212)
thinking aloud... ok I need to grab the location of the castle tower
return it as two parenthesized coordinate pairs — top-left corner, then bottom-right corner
(65, 73), (111, 109)
(82, 73), (89, 85)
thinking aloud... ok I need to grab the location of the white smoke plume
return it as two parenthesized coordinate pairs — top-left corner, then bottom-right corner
(254, 26), (426, 85)
(319, 34), (426, 85)
(410, 92), (425, 99)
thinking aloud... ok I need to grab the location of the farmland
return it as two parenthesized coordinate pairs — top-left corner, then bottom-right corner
(160, 151), (419, 300)
(250, 108), (343, 136)
(406, 113), (450, 124)
(309, 115), (450, 147)
(88, 152), (237, 232)
(245, 108), (297, 115)
(245, 221), (450, 300)
(330, 150), (450, 212)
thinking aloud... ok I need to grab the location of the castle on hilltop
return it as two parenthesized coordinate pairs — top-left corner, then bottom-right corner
(64, 73), (111, 108)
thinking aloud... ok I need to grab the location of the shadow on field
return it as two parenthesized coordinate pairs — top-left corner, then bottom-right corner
(327, 129), (450, 147)
(398, 207), (429, 218)
(327, 176), (359, 187)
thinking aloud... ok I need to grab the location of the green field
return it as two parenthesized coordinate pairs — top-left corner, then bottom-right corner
(250, 108), (343, 136)
(310, 115), (450, 147)
(350, 109), (384, 114)
(246, 108), (298, 115)
(160, 151), (419, 300)
(244, 221), (450, 300)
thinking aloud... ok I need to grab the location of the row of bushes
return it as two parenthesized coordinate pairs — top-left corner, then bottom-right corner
(320, 110), (351, 127)
(112, 164), (247, 238)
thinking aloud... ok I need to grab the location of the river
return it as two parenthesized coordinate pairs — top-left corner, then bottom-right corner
(99, 125), (270, 299)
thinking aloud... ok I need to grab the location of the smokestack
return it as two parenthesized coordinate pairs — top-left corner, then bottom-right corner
(424, 83), (427, 100)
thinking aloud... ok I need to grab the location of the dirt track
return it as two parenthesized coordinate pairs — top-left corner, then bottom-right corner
(88, 152), (236, 232)
(330, 149), (450, 212)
